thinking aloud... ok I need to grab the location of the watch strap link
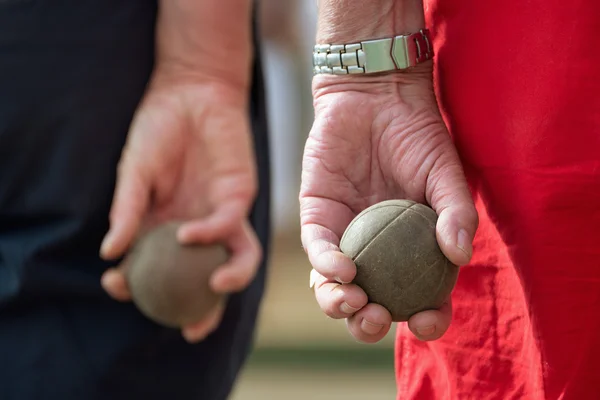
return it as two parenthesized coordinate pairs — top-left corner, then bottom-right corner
(313, 29), (433, 75)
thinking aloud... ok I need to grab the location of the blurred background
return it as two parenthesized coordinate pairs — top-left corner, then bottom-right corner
(230, 2), (397, 399)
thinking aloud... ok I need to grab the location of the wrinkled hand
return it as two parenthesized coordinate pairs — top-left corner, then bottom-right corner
(300, 62), (478, 343)
(99, 70), (261, 343)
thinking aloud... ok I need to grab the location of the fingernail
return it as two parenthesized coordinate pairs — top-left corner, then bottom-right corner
(182, 331), (202, 343)
(335, 276), (351, 284)
(100, 272), (111, 289)
(100, 269), (118, 291)
(176, 227), (191, 244)
(100, 235), (113, 257)
(361, 319), (384, 335)
(309, 269), (321, 289)
(456, 229), (472, 258)
(417, 325), (436, 337)
(340, 302), (360, 315)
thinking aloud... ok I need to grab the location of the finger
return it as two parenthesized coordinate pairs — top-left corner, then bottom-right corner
(426, 154), (479, 266)
(300, 196), (357, 284)
(301, 223), (356, 284)
(346, 303), (393, 344)
(100, 267), (131, 302)
(176, 199), (248, 245)
(312, 270), (368, 319)
(407, 298), (452, 341)
(100, 156), (151, 260)
(181, 300), (226, 343)
(209, 221), (261, 294)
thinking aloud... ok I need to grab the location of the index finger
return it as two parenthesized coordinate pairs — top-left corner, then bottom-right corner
(100, 157), (151, 260)
(300, 196), (357, 284)
(208, 220), (262, 294)
(176, 198), (248, 245)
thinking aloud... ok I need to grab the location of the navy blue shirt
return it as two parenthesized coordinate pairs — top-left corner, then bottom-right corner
(0, 1), (270, 399)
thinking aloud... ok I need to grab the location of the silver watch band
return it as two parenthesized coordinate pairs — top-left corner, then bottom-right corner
(313, 29), (433, 75)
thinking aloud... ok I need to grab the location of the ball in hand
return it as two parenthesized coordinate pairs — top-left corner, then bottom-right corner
(340, 199), (458, 322)
(125, 221), (227, 328)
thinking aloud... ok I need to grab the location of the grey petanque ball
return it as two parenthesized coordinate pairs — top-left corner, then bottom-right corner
(125, 221), (228, 328)
(340, 199), (458, 322)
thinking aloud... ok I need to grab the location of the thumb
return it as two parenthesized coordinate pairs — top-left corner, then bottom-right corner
(100, 155), (151, 260)
(427, 153), (479, 266)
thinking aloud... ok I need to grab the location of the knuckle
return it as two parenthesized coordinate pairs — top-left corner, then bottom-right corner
(316, 290), (344, 318)
(246, 181), (258, 202)
(468, 207), (480, 230)
(321, 304), (342, 319)
(312, 251), (337, 275)
(219, 267), (252, 292)
(310, 261), (332, 278)
(228, 279), (249, 293)
(234, 269), (255, 289)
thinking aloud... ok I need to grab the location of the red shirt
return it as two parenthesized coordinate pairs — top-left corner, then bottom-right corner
(395, 1), (600, 398)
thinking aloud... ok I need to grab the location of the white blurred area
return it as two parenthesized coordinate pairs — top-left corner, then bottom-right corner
(259, 0), (316, 233)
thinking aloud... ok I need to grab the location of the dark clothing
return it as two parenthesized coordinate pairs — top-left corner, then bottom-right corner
(0, 1), (270, 399)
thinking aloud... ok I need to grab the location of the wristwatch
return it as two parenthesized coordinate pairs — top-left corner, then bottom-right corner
(313, 29), (433, 75)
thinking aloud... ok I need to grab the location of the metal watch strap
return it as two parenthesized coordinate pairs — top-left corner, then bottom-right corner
(313, 29), (433, 75)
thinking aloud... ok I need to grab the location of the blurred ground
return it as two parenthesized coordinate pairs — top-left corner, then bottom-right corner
(231, 367), (396, 400)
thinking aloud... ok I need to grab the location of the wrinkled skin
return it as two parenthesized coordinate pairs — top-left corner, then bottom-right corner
(301, 62), (479, 343)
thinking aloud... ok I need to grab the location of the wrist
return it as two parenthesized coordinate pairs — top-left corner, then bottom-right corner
(316, 0), (425, 44)
(143, 66), (249, 113)
(155, 0), (252, 90)
(312, 60), (434, 98)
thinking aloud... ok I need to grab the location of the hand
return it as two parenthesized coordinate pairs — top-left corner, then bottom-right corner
(98, 69), (261, 343)
(300, 62), (478, 343)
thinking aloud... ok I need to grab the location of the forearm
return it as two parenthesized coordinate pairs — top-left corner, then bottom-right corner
(155, 0), (253, 89)
(317, 0), (425, 43)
